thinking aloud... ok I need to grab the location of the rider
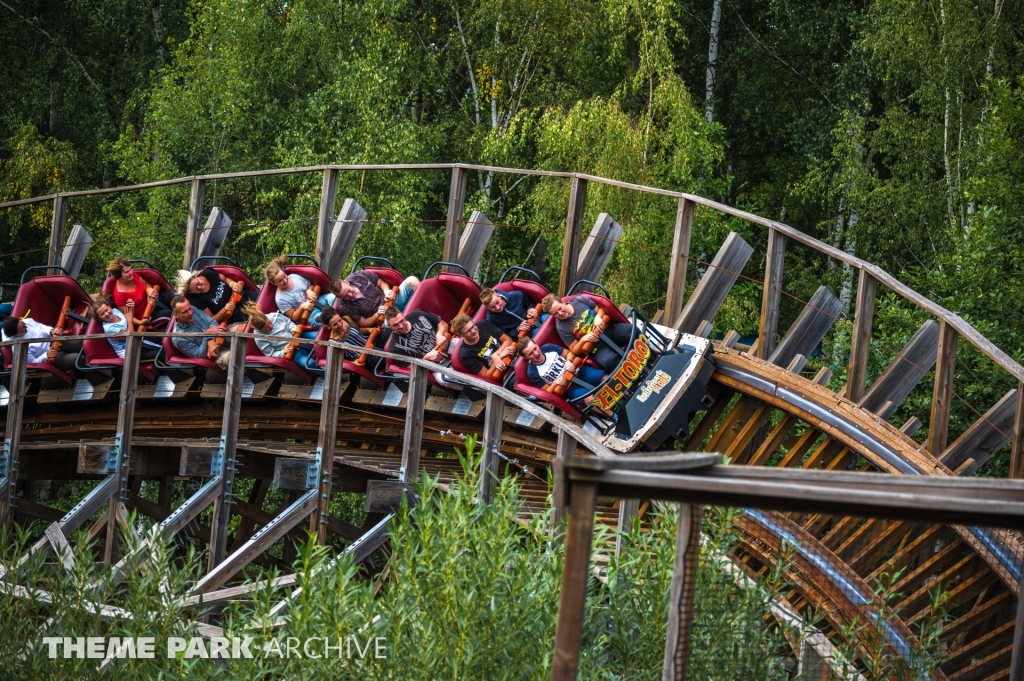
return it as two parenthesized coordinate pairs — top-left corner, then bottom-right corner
(479, 287), (542, 338)
(318, 307), (369, 361)
(450, 313), (515, 378)
(107, 258), (171, 321)
(264, 256), (332, 327)
(541, 293), (632, 373)
(170, 296), (234, 370)
(177, 267), (257, 325)
(517, 337), (607, 405)
(91, 294), (161, 361)
(2, 315), (83, 369)
(330, 270), (419, 328)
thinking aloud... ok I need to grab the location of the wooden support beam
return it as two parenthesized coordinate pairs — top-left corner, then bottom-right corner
(552, 480), (597, 681)
(196, 207), (232, 263)
(927, 320), (958, 455)
(48, 195), (68, 267)
(183, 179), (206, 269)
(857, 320), (939, 419)
(11, 498), (65, 523)
(663, 504), (701, 681)
(444, 166), (469, 267)
(558, 177), (588, 296)
(365, 480), (418, 513)
(940, 389), (1017, 474)
(768, 285), (843, 370)
(230, 479), (270, 552)
(208, 334), (244, 571)
(664, 198), (694, 328)
(846, 269), (877, 403)
(1, 342), (28, 531)
(315, 168), (339, 275)
(675, 232), (754, 335)
(1007, 579), (1024, 680)
(576, 212), (622, 284)
(60, 224), (92, 278)
(758, 228), (785, 360)
(193, 488), (317, 594)
(457, 210), (495, 278)
(551, 429), (576, 521)
(310, 342), (344, 542)
(327, 198), (367, 280)
(479, 391), (504, 504)
(1012, 380), (1024, 479)
(401, 364), (428, 481)
(103, 333), (142, 564)
(615, 498), (639, 557)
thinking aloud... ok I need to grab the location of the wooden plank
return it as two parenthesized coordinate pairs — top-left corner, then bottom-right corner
(757, 228), (785, 360)
(208, 334), (245, 571)
(401, 364), (428, 481)
(193, 488), (317, 594)
(1011, 380), (1024, 479)
(457, 210), (495, 277)
(365, 480), (418, 513)
(552, 480), (598, 681)
(327, 198), (367, 280)
(179, 444), (218, 476)
(857, 320), (939, 419)
(767, 285), (843, 370)
(674, 232), (754, 335)
(663, 504), (701, 681)
(197, 207), (232, 262)
(48, 195), (68, 266)
(315, 168), (339, 275)
(45, 522), (76, 572)
(576, 212), (622, 284)
(479, 391), (504, 504)
(940, 389), (1017, 474)
(552, 429), (576, 516)
(2, 342), (29, 528)
(558, 177), (588, 296)
(444, 166), (469, 268)
(60, 224), (92, 278)
(183, 179), (206, 269)
(846, 269), (877, 403)
(11, 498), (65, 522)
(103, 333), (142, 564)
(664, 198), (694, 327)
(273, 458), (318, 490)
(927, 320), (958, 455)
(310, 342), (344, 542)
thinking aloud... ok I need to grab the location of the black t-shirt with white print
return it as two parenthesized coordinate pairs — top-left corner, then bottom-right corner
(391, 310), (442, 359)
(459, 320), (505, 374)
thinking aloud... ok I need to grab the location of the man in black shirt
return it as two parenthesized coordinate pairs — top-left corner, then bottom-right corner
(450, 314), (514, 377)
(181, 268), (257, 325)
(384, 306), (449, 364)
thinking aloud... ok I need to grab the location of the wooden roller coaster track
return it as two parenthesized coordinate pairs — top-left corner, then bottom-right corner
(3, 163), (1024, 679)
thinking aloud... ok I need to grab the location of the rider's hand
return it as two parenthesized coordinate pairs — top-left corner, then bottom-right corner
(581, 332), (599, 345)
(231, 281), (243, 294)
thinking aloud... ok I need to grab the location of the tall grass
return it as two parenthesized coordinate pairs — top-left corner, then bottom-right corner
(0, 441), (944, 679)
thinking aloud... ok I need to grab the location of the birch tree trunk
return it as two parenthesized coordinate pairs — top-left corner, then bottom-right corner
(705, 0), (724, 123)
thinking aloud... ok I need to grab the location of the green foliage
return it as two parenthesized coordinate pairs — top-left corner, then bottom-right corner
(0, 441), (946, 679)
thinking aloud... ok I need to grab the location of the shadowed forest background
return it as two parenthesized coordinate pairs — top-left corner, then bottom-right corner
(2, 0), (1024, 467)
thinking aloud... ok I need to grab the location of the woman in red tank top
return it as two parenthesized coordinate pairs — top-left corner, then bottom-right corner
(107, 259), (157, 319)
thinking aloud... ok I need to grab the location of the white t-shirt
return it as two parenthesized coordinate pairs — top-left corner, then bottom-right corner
(1, 317), (53, 364)
(275, 273), (311, 314)
(102, 309), (128, 358)
(526, 343), (570, 386)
